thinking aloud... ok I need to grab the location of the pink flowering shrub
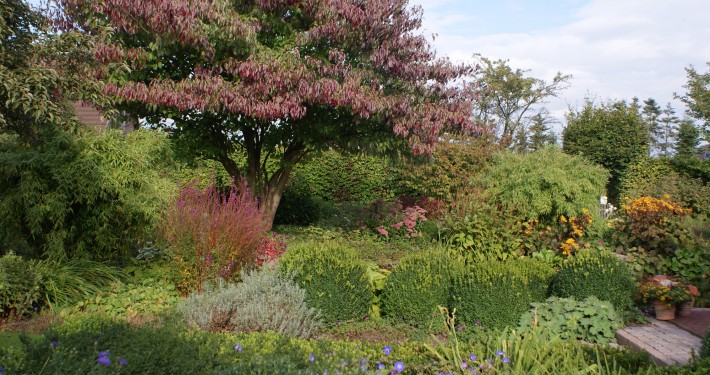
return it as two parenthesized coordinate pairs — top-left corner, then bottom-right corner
(356, 199), (428, 240)
(161, 181), (265, 295)
(257, 233), (287, 266)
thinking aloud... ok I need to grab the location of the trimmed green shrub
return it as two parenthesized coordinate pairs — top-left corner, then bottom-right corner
(518, 296), (623, 344)
(450, 257), (555, 330)
(280, 240), (373, 324)
(381, 249), (460, 326)
(177, 266), (322, 338)
(0, 252), (41, 319)
(550, 247), (636, 312)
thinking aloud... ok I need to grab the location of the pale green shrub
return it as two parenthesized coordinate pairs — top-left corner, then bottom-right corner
(177, 266), (321, 338)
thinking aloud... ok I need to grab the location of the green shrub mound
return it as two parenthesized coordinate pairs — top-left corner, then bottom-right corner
(702, 330), (710, 359)
(381, 249), (459, 326)
(279, 240), (373, 324)
(0, 252), (41, 319)
(450, 257), (555, 330)
(518, 296), (623, 344)
(177, 266), (322, 338)
(550, 247), (636, 312)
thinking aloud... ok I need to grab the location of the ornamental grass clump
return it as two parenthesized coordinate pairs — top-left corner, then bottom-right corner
(177, 266), (322, 338)
(161, 181), (265, 295)
(450, 257), (555, 330)
(550, 246), (636, 312)
(280, 240), (373, 324)
(381, 248), (461, 326)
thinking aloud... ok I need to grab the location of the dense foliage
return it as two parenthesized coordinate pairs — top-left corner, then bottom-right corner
(450, 257), (555, 330)
(55, 0), (480, 227)
(475, 146), (608, 225)
(161, 182), (265, 295)
(280, 241), (373, 324)
(0, 252), (40, 319)
(381, 249), (459, 326)
(563, 99), (649, 203)
(551, 247), (636, 312)
(518, 296), (623, 344)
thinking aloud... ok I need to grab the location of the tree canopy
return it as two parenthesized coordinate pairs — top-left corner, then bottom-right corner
(472, 57), (570, 149)
(562, 99), (648, 203)
(677, 62), (710, 138)
(52, 0), (479, 227)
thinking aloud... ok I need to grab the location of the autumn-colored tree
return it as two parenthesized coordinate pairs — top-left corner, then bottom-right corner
(51, 0), (478, 228)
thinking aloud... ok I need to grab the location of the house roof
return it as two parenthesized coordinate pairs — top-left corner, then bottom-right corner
(72, 102), (110, 128)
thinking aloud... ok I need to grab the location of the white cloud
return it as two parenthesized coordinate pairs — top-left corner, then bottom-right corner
(412, 0), (710, 132)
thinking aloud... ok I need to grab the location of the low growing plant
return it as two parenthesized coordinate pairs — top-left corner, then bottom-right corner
(0, 252), (41, 320)
(178, 266), (322, 338)
(518, 296), (623, 344)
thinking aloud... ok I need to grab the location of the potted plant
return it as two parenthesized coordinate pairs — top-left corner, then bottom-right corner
(639, 280), (692, 320)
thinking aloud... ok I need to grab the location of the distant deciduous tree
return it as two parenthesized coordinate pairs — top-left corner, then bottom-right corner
(472, 57), (570, 149)
(562, 99), (648, 203)
(674, 119), (701, 159)
(52, 0), (479, 228)
(677, 62), (710, 138)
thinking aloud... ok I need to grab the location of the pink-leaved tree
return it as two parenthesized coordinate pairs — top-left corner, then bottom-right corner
(49, 0), (479, 228)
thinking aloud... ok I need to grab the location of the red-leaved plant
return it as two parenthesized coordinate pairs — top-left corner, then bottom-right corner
(162, 180), (265, 295)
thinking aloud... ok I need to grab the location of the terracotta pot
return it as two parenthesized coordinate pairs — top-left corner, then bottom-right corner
(677, 299), (694, 317)
(653, 300), (676, 320)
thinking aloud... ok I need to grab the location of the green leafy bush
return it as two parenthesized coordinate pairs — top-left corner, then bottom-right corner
(474, 147), (608, 226)
(551, 247), (636, 312)
(450, 257), (555, 330)
(518, 296), (623, 344)
(279, 240), (373, 324)
(0, 129), (175, 260)
(69, 278), (179, 320)
(0, 252), (41, 319)
(178, 266), (322, 338)
(381, 249), (460, 326)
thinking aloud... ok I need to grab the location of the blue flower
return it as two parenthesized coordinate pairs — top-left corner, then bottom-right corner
(383, 345), (392, 355)
(51, 341), (58, 348)
(97, 356), (111, 366)
(119, 358), (128, 366)
(377, 362), (385, 370)
(234, 343), (243, 352)
(502, 357), (510, 364)
(309, 353), (315, 362)
(469, 353), (477, 361)
(495, 350), (504, 357)
(98, 351), (110, 358)
(394, 361), (405, 372)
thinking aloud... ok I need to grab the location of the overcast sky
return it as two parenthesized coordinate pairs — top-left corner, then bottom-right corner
(411, 0), (710, 131)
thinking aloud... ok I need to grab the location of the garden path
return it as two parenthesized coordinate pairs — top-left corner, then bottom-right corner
(616, 309), (707, 366)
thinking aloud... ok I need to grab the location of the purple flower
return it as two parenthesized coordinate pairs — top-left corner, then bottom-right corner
(98, 351), (110, 358)
(97, 356), (111, 366)
(377, 362), (385, 370)
(234, 343), (243, 352)
(469, 353), (477, 361)
(51, 341), (58, 348)
(309, 353), (315, 362)
(383, 345), (392, 355)
(495, 350), (505, 357)
(502, 357), (510, 364)
(119, 358), (128, 365)
(394, 361), (405, 372)
(461, 361), (468, 369)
